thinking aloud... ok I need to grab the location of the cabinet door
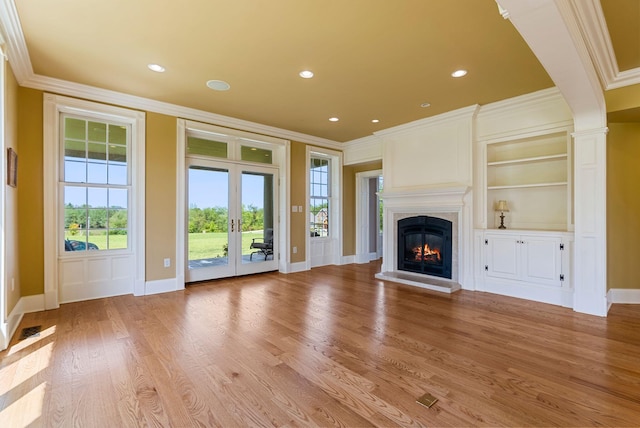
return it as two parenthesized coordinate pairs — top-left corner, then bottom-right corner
(520, 235), (562, 287)
(485, 234), (519, 280)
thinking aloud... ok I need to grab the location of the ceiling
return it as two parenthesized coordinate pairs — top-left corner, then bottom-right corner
(8, 1), (640, 142)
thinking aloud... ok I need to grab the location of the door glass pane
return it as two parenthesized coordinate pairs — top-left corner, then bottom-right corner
(240, 146), (272, 164)
(242, 171), (274, 264)
(188, 166), (229, 269)
(187, 136), (228, 158)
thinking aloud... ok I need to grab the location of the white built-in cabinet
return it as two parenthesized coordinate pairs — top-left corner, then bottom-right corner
(484, 232), (565, 287)
(475, 120), (575, 307)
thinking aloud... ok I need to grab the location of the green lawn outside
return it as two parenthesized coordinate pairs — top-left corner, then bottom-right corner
(65, 233), (127, 250)
(65, 230), (266, 259)
(188, 231), (263, 260)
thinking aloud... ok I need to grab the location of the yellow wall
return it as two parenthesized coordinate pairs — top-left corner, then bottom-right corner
(16, 87), (43, 297)
(607, 122), (640, 290)
(145, 113), (177, 281)
(342, 161), (382, 256)
(5, 65), (21, 312)
(13, 89), (319, 294)
(605, 84), (640, 113)
(289, 141), (307, 263)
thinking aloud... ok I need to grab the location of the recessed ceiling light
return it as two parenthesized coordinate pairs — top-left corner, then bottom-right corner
(299, 70), (314, 79)
(421, 102), (431, 108)
(206, 80), (231, 91)
(147, 63), (165, 73)
(372, 119), (380, 123)
(329, 117), (339, 122)
(451, 69), (467, 78)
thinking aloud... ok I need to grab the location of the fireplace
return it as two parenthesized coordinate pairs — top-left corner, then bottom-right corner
(397, 215), (452, 279)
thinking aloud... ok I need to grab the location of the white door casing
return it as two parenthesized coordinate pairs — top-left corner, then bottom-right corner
(176, 119), (289, 285)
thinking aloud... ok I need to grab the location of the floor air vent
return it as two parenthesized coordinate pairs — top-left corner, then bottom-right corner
(19, 325), (42, 340)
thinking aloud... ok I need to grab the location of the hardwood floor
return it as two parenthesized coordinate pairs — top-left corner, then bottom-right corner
(2, 261), (640, 427)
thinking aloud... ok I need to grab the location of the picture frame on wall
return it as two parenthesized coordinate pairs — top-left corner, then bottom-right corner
(7, 147), (17, 187)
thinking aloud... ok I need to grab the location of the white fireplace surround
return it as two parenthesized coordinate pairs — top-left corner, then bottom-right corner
(376, 185), (472, 293)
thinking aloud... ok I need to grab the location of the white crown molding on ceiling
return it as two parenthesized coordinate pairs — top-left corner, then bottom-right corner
(571, 0), (640, 90)
(374, 104), (480, 138)
(0, 0), (342, 150)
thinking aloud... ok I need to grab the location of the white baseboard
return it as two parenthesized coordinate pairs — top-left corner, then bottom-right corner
(21, 294), (46, 313)
(340, 255), (356, 265)
(477, 279), (573, 308)
(286, 261), (309, 273)
(355, 253), (370, 264)
(0, 294), (46, 351)
(145, 278), (179, 295)
(608, 288), (640, 304)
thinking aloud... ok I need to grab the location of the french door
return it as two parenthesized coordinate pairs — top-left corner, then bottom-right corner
(186, 158), (278, 282)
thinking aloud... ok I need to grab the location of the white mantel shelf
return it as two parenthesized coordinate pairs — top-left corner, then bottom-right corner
(378, 186), (470, 210)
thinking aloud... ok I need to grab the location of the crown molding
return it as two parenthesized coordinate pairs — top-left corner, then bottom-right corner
(477, 86), (566, 116)
(0, 0), (342, 150)
(374, 104), (480, 138)
(25, 73), (342, 149)
(343, 134), (380, 149)
(0, 0), (33, 83)
(570, 0), (640, 90)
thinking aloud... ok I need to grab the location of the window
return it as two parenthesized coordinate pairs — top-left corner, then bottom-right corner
(309, 157), (330, 237)
(62, 116), (130, 251)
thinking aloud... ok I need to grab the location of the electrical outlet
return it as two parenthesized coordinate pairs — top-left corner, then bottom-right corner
(292, 205), (298, 212)
(292, 246), (297, 254)
(298, 205), (303, 212)
(163, 258), (171, 268)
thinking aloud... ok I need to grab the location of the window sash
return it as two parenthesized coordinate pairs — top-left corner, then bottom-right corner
(310, 157), (330, 237)
(61, 115), (131, 252)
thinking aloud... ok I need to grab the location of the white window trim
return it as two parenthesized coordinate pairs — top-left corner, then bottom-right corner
(0, 41), (7, 349)
(43, 94), (146, 308)
(306, 146), (342, 267)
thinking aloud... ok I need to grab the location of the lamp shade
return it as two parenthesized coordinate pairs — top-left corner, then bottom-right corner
(496, 200), (509, 212)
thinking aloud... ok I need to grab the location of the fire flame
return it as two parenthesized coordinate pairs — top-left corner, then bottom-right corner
(413, 243), (441, 262)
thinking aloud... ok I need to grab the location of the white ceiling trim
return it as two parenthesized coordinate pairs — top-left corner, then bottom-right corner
(26, 73), (342, 149)
(0, 0), (342, 150)
(0, 0), (32, 82)
(374, 105), (479, 138)
(571, 0), (640, 90)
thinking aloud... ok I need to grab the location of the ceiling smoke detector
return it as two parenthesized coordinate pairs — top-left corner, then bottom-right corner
(206, 80), (231, 91)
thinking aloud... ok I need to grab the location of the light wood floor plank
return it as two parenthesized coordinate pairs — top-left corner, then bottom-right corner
(2, 261), (640, 427)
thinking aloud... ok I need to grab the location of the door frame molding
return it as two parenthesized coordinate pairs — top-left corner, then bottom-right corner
(306, 146), (343, 268)
(355, 169), (383, 264)
(43, 94), (146, 308)
(176, 119), (289, 285)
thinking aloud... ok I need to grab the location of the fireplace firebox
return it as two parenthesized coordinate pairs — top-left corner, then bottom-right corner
(397, 216), (452, 279)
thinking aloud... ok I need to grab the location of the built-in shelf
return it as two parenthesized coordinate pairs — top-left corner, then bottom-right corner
(483, 129), (573, 230)
(488, 181), (568, 190)
(487, 153), (567, 166)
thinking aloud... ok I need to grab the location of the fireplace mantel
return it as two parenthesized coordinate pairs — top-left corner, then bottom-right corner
(376, 185), (472, 294)
(379, 185), (470, 209)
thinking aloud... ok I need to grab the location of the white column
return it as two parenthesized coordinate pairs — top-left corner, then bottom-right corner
(573, 128), (608, 315)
